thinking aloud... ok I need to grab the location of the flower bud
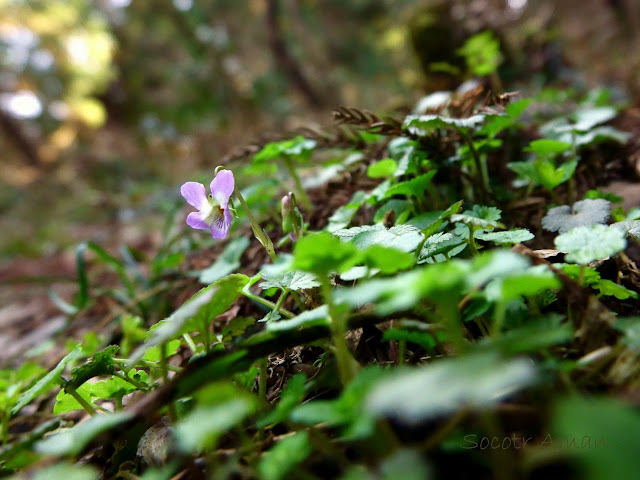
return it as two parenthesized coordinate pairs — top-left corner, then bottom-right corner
(281, 192), (302, 241)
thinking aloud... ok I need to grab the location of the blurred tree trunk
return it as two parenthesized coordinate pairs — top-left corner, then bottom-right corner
(265, 0), (325, 109)
(0, 107), (42, 167)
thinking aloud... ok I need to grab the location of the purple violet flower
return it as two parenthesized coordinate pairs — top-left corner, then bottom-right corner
(180, 170), (235, 239)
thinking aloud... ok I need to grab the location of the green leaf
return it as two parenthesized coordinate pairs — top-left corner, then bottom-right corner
(128, 275), (248, 367)
(387, 137), (418, 177)
(506, 98), (533, 118)
(571, 126), (631, 147)
(421, 201), (464, 238)
(555, 224), (626, 264)
(417, 232), (463, 264)
(12, 348), (83, 414)
(584, 189), (623, 204)
(260, 255), (321, 291)
(373, 199), (412, 224)
(571, 106), (617, 131)
(141, 339), (182, 362)
(542, 199), (611, 233)
(336, 224), (424, 253)
(612, 219), (640, 238)
(221, 317), (256, 342)
(75, 243), (90, 309)
(253, 136), (316, 163)
(553, 397), (640, 480)
(36, 411), (133, 456)
(258, 374), (307, 428)
(480, 99), (531, 138)
(508, 157), (577, 191)
(457, 30), (502, 76)
(291, 367), (386, 428)
(326, 191), (368, 233)
(196, 237), (250, 284)
(379, 449), (432, 480)
(174, 398), (255, 453)
(55, 370), (149, 414)
(613, 317), (640, 350)
(592, 279), (638, 300)
(32, 463), (98, 480)
(367, 158), (397, 178)
(365, 353), (536, 424)
(364, 245), (415, 274)
(266, 305), (330, 333)
(85, 241), (134, 293)
(259, 431), (312, 480)
(484, 266), (562, 303)
(475, 228), (534, 245)
(466, 250), (531, 288)
(293, 232), (364, 275)
(557, 263), (602, 285)
(407, 210), (444, 231)
(524, 139), (572, 156)
(451, 205), (504, 230)
(384, 171), (437, 199)
(403, 114), (485, 136)
(382, 327), (437, 352)
(65, 346), (119, 392)
(477, 314), (572, 354)
(334, 261), (470, 315)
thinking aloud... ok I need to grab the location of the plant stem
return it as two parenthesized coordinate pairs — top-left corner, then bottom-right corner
(461, 130), (490, 200)
(159, 342), (178, 421)
(439, 299), (466, 354)
(67, 388), (97, 416)
(1, 414), (8, 446)
(492, 301), (507, 337)
(468, 225), (479, 256)
(112, 371), (149, 391)
(241, 287), (295, 318)
(273, 289), (289, 317)
(234, 189), (277, 261)
(397, 339), (406, 367)
(578, 265), (586, 287)
(182, 333), (198, 354)
(289, 290), (306, 311)
(320, 277), (355, 385)
(159, 342), (170, 385)
(282, 156), (312, 212)
(202, 319), (211, 354)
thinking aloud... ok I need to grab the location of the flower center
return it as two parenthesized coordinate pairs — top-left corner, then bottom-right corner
(204, 204), (225, 225)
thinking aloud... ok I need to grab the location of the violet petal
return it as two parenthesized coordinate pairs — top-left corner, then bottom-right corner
(186, 211), (209, 230)
(181, 182), (209, 210)
(210, 170), (235, 208)
(209, 207), (232, 239)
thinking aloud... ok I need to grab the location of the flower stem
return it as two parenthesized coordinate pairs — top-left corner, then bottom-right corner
(234, 189), (277, 261)
(282, 157), (312, 212)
